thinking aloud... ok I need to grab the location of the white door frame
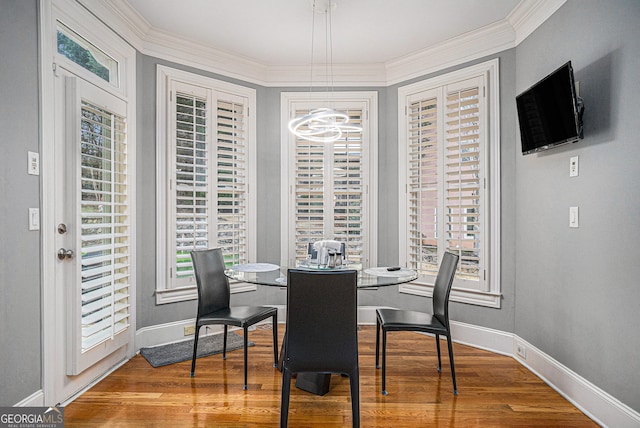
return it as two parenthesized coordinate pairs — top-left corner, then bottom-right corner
(39, 0), (137, 405)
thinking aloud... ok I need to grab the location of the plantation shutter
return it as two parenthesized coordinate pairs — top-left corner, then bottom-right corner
(332, 108), (364, 264)
(79, 100), (130, 353)
(404, 76), (485, 289)
(215, 97), (248, 267)
(174, 91), (209, 286)
(294, 107), (327, 260)
(445, 83), (481, 282)
(293, 108), (365, 263)
(407, 94), (439, 276)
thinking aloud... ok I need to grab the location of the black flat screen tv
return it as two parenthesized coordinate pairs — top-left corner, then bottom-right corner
(516, 61), (584, 155)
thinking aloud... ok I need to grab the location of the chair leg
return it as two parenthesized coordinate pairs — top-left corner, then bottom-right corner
(435, 333), (442, 372)
(272, 314), (278, 368)
(222, 325), (228, 360)
(280, 367), (293, 427)
(446, 334), (458, 395)
(381, 328), (388, 395)
(349, 369), (360, 428)
(375, 317), (380, 369)
(243, 326), (249, 390)
(190, 325), (201, 377)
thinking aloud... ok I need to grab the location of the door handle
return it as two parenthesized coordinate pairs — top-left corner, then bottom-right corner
(57, 248), (74, 260)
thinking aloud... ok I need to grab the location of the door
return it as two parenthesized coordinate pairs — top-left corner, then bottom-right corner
(50, 72), (134, 403)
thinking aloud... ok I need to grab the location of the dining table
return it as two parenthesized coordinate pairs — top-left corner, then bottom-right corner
(225, 261), (418, 396)
(225, 261), (418, 288)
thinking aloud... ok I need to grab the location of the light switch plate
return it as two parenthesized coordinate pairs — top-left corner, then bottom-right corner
(569, 206), (579, 228)
(29, 208), (40, 231)
(569, 156), (579, 177)
(28, 151), (40, 176)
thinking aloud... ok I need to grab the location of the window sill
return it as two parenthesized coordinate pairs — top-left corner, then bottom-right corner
(155, 281), (258, 305)
(399, 281), (501, 308)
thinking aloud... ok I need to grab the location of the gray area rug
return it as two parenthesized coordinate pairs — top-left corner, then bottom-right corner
(140, 331), (253, 368)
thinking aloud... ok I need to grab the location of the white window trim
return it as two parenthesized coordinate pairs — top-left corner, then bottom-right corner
(398, 59), (501, 308)
(156, 65), (257, 304)
(52, 0), (131, 99)
(280, 91), (378, 267)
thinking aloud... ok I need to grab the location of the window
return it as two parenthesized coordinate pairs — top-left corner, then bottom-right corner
(79, 98), (130, 352)
(398, 59), (501, 308)
(56, 21), (119, 87)
(156, 66), (257, 304)
(281, 92), (378, 267)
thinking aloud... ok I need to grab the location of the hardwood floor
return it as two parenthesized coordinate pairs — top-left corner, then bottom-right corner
(64, 325), (597, 427)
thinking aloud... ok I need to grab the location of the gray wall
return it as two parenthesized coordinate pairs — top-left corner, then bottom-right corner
(514, 0), (640, 412)
(0, 0), (42, 406)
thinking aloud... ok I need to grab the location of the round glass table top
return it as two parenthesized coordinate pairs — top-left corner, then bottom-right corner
(225, 262), (418, 288)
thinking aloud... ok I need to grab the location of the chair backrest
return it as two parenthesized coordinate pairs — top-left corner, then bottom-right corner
(285, 269), (358, 373)
(432, 252), (459, 326)
(190, 248), (231, 317)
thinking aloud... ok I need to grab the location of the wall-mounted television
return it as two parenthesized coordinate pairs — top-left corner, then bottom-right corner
(516, 61), (584, 155)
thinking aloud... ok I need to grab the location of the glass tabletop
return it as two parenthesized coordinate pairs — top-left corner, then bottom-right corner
(225, 262), (418, 288)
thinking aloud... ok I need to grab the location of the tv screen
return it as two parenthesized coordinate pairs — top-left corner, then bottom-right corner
(516, 61), (584, 155)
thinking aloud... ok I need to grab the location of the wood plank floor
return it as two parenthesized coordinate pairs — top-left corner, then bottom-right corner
(64, 324), (598, 427)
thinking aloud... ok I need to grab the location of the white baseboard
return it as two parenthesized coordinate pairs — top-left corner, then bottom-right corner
(135, 306), (288, 351)
(15, 390), (44, 407)
(450, 320), (514, 356)
(511, 336), (640, 428)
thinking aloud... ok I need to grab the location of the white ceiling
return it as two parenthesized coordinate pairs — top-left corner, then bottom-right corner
(122, 0), (522, 67)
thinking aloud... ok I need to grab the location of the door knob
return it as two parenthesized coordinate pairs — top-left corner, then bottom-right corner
(57, 248), (74, 260)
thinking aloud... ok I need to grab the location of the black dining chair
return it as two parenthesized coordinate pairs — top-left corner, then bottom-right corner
(280, 269), (360, 428)
(375, 251), (460, 395)
(190, 248), (278, 390)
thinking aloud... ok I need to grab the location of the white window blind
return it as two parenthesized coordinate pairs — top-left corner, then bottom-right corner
(157, 67), (257, 303)
(215, 98), (248, 267)
(403, 75), (487, 292)
(79, 100), (130, 352)
(445, 86), (481, 281)
(408, 95), (439, 276)
(174, 92), (209, 285)
(293, 107), (365, 264)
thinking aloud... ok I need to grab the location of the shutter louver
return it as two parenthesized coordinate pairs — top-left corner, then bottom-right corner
(332, 108), (364, 265)
(79, 101), (130, 352)
(445, 87), (481, 281)
(174, 94), (209, 281)
(293, 108), (365, 263)
(216, 98), (247, 267)
(294, 107), (326, 260)
(407, 97), (439, 276)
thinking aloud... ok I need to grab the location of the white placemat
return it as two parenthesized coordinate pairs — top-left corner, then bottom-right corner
(230, 263), (280, 273)
(364, 267), (415, 277)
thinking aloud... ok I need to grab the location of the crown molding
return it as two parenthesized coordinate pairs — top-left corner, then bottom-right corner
(89, 0), (565, 87)
(264, 63), (388, 87)
(508, 0), (567, 45)
(385, 20), (515, 86)
(141, 26), (269, 86)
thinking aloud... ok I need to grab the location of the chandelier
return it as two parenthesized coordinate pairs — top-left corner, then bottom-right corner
(288, 0), (362, 143)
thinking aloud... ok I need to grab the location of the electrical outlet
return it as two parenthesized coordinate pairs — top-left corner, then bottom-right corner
(184, 325), (196, 336)
(515, 343), (527, 359)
